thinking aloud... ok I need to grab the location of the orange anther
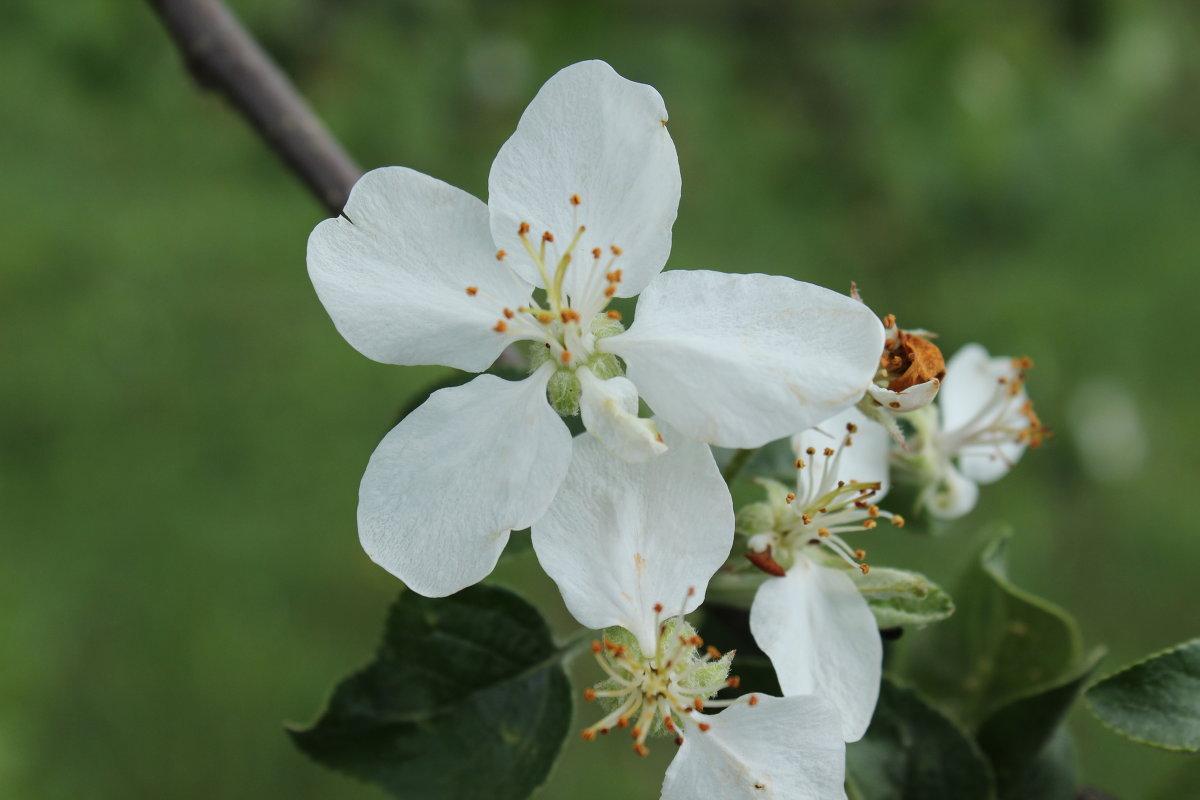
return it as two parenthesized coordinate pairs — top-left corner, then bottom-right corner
(687, 587), (696, 597)
(693, 697), (704, 711)
(854, 549), (867, 561)
(611, 245), (623, 256)
(663, 716), (676, 732)
(542, 231), (554, 243)
(892, 515), (906, 528)
(847, 422), (858, 433)
(824, 447), (835, 457)
(617, 716), (629, 728)
(518, 222), (530, 235)
(465, 286), (478, 296)
(604, 286), (616, 297)
(689, 635), (703, 647)
(748, 695), (760, 706)
(581, 730), (596, 741)
(583, 688), (597, 702)
(536, 311), (553, 324)
(591, 247), (602, 259)
(561, 350), (573, 364)
(503, 308), (514, 319)
(570, 193), (582, 206)
(785, 493), (796, 504)
(631, 727), (642, 739)
(591, 640), (602, 654)
(698, 722), (711, 732)
(493, 320), (508, 333)
(606, 309), (622, 320)
(882, 314), (896, 329)
(806, 447), (816, 455)
(707, 646), (721, 659)
(653, 603), (664, 613)
(655, 433), (664, 443)
(862, 519), (877, 530)
(859, 563), (871, 574)
(674, 736), (684, 746)
(633, 742), (649, 757)
(727, 676), (741, 688)
(817, 527), (831, 537)
(495, 249), (507, 260)
(801, 514), (812, 525)
(795, 459), (805, 469)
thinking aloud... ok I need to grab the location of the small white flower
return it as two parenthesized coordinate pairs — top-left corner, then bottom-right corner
(740, 408), (891, 742)
(896, 343), (1048, 519)
(307, 60), (884, 596)
(533, 422), (848, 799)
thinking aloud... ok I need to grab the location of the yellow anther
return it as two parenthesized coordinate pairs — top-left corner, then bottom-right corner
(817, 527), (831, 537)
(862, 519), (877, 530)
(892, 515), (906, 528)
(570, 193), (582, 206)
(606, 309), (622, 320)
(536, 311), (553, 324)
(465, 286), (478, 296)
(495, 249), (506, 260)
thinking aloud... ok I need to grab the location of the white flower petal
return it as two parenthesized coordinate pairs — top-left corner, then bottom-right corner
(488, 60), (680, 300)
(308, 166), (531, 371)
(866, 377), (941, 413)
(606, 271), (885, 448)
(791, 407), (892, 498)
(939, 344), (1028, 483)
(531, 423), (732, 653)
(921, 460), (980, 520)
(939, 343), (1018, 432)
(577, 366), (668, 463)
(359, 367), (570, 596)
(749, 562), (882, 742)
(661, 694), (847, 800)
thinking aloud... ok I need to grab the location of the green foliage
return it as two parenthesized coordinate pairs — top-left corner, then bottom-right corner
(977, 648), (1104, 798)
(846, 679), (996, 800)
(902, 531), (1083, 726)
(1085, 638), (1200, 752)
(289, 584), (573, 799)
(858, 566), (955, 628)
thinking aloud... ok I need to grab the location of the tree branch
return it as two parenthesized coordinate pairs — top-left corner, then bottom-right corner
(149, 0), (362, 216)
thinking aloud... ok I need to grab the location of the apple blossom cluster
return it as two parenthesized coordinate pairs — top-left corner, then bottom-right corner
(306, 60), (1046, 800)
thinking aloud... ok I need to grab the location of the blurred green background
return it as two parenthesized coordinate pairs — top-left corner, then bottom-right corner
(1, 0), (1196, 797)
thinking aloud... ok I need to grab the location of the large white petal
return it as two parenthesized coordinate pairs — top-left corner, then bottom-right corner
(309, 166), (531, 371)
(939, 344), (1028, 483)
(488, 60), (680, 301)
(359, 368), (571, 597)
(577, 366), (668, 463)
(606, 271), (885, 449)
(531, 423), (732, 653)
(749, 562), (882, 742)
(939, 343), (1017, 431)
(791, 407), (892, 498)
(661, 694), (847, 800)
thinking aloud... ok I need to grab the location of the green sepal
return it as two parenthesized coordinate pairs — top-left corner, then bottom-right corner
(1085, 637), (1200, 752)
(856, 566), (955, 628)
(846, 679), (997, 800)
(287, 585), (573, 800)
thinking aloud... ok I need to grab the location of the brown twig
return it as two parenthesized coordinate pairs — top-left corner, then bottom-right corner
(148, 0), (362, 216)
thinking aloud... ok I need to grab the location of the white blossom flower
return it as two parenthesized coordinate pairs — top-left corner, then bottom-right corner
(738, 408), (891, 742)
(307, 60), (884, 596)
(895, 343), (1048, 519)
(533, 422), (848, 799)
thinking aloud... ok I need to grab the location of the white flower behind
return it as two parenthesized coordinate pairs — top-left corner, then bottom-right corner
(740, 408), (892, 742)
(533, 422), (848, 799)
(896, 343), (1049, 519)
(307, 60), (885, 597)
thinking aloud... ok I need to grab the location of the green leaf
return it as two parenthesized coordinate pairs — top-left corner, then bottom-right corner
(900, 531), (1083, 725)
(1085, 637), (1200, 752)
(288, 584), (573, 799)
(846, 679), (997, 800)
(858, 567), (955, 628)
(977, 647), (1104, 796)
(995, 728), (1079, 800)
